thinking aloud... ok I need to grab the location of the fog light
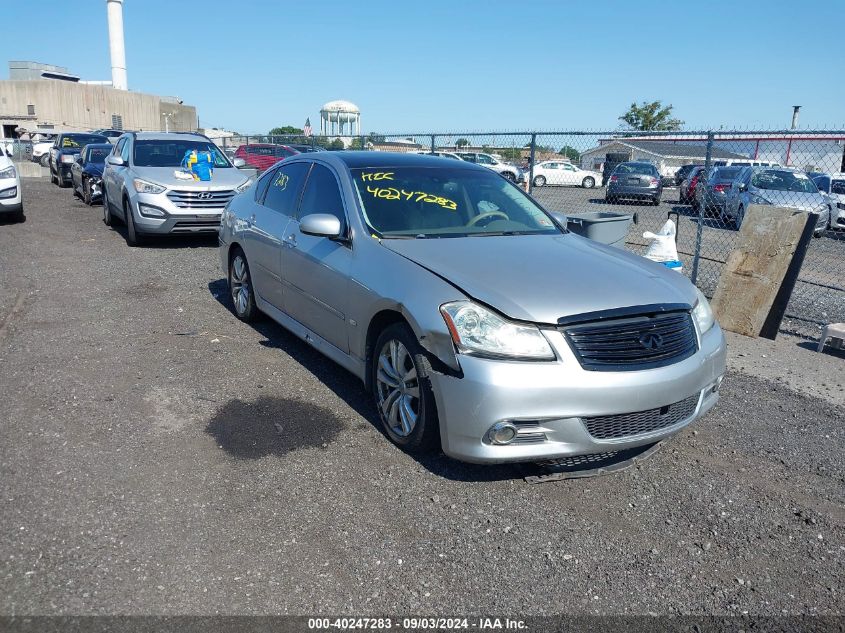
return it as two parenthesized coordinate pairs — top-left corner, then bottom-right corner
(0, 187), (17, 199)
(138, 204), (166, 218)
(487, 422), (518, 445)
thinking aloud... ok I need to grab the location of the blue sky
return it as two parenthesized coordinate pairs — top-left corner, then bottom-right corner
(3, 0), (842, 134)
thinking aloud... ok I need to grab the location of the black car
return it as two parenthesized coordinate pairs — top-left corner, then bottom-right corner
(674, 164), (702, 187)
(70, 143), (111, 205)
(50, 133), (109, 188)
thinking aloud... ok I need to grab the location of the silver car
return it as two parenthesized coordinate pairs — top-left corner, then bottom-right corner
(218, 153), (726, 464)
(102, 132), (253, 246)
(725, 166), (831, 237)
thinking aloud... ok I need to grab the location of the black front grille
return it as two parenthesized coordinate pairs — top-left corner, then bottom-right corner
(562, 310), (698, 371)
(582, 394), (700, 440)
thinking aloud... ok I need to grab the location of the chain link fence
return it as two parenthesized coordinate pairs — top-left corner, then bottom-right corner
(212, 129), (845, 337)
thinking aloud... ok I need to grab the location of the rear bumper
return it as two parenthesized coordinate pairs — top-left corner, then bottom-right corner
(608, 185), (660, 198)
(429, 324), (727, 464)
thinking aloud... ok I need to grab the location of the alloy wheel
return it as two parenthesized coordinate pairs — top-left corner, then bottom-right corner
(375, 339), (420, 437)
(230, 255), (251, 316)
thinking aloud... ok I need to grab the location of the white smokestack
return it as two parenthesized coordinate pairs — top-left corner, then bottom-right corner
(106, 0), (128, 90)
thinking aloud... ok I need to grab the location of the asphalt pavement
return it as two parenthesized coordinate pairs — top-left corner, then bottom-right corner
(0, 179), (842, 616)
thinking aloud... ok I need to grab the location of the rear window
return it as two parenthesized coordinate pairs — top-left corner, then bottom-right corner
(714, 167), (742, 180)
(832, 180), (845, 195)
(61, 134), (108, 148)
(615, 163), (657, 175)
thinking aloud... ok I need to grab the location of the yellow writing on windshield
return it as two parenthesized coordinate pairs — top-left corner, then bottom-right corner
(274, 172), (289, 190)
(361, 172), (394, 182)
(365, 186), (457, 211)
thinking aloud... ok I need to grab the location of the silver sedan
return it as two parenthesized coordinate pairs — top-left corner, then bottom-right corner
(218, 152), (726, 464)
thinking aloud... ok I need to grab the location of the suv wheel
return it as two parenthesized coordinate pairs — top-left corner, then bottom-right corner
(228, 249), (259, 322)
(124, 198), (145, 247)
(102, 188), (113, 226)
(372, 323), (440, 454)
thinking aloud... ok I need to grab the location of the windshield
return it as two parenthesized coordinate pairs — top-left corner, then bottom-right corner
(615, 163), (657, 175)
(61, 134), (108, 148)
(351, 167), (561, 238)
(86, 147), (110, 163)
(831, 180), (845, 195)
(752, 170), (819, 193)
(133, 140), (230, 168)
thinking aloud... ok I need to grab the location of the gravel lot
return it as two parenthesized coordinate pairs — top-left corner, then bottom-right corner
(0, 179), (843, 616)
(532, 184), (845, 336)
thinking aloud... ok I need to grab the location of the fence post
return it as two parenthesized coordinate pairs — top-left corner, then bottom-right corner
(690, 130), (714, 285)
(310, 135), (315, 150)
(528, 133), (537, 194)
(430, 134), (436, 154)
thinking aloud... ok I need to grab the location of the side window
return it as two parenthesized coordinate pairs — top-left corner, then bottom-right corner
(297, 164), (346, 232)
(113, 138), (125, 158)
(254, 166), (277, 202)
(262, 162), (309, 216)
(120, 138), (131, 162)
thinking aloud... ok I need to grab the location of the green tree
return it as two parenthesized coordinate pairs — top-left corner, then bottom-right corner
(268, 125), (303, 135)
(455, 138), (469, 148)
(328, 138), (345, 151)
(559, 145), (580, 161)
(500, 147), (524, 161)
(619, 101), (683, 131)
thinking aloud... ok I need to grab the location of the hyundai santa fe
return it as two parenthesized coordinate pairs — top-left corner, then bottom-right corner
(218, 152), (726, 464)
(102, 132), (253, 246)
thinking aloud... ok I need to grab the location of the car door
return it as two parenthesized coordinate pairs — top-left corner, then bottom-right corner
(546, 163), (564, 185)
(243, 161), (310, 310)
(280, 162), (352, 354)
(103, 138), (125, 203)
(559, 163), (578, 185)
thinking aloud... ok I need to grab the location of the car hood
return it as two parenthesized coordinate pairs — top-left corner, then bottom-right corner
(381, 233), (697, 324)
(756, 190), (827, 211)
(132, 166), (250, 189)
(84, 163), (105, 177)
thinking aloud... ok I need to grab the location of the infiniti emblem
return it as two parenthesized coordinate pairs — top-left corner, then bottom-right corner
(197, 191), (213, 200)
(638, 332), (664, 349)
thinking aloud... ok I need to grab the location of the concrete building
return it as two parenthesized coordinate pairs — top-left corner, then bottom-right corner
(579, 139), (746, 177)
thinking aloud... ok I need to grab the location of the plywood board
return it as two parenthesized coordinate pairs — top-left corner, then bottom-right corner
(710, 205), (808, 337)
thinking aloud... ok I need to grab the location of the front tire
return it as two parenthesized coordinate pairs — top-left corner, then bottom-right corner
(83, 179), (93, 205)
(102, 188), (113, 226)
(582, 176), (595, 188)
(735, 206), (745, 229)
(40, 154), (49, 167)
(502, 171), (516, 182)
(372, 323), (440, 453)
(533, 175), (546, 187)
(124, 198), (145, 247)
(228, 248), (259, 322)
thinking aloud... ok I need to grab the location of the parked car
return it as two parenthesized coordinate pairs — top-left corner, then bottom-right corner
(49, 132), (109, 188)
(234, 143), (300, 172)
(673, 164), (701, 187)
(455, 151), (522, 182)
(102, 132), (253, 246)
(724, 166), (831, 236)
(812, 172), (845, 230)
(31, 138), (57, 167)
(606, 161), (663, 205)
(531, 161), (601, 188)
(679, 166), (706, 205)
(694, 166), (744, 214)
(90, 128), (127, 142)
(711, 159), (780, 168)
(413, 151), (465, 161)
(286, 144), (327, 153)
(0, 149), (24, 222)
(218, 152), (726, 464)
(70, 143), (111, 205)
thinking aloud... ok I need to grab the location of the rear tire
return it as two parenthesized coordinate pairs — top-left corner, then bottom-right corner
(533, 175), (546, 187)
(651, 196), (660, 206)
(503, 171), (516, 182)
(228, 248), (259, 322)
(371, 322), (440, 454)
(582, 176), (595, 188)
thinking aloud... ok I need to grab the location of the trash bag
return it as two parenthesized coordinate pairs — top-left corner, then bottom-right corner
(643, 219), (678, 262)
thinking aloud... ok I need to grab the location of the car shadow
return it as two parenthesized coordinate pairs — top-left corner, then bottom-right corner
(108, 220), (219, 249)
(671, 205), (735, 230)
(206, 278), (535, 483)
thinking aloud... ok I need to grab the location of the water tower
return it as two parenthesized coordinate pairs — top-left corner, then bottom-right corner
(320, 100), (361, 136)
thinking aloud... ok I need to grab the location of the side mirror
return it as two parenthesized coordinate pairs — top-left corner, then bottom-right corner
(550, 211), (568, 228)
(300, 213), (343, 239)
(232, 157), (246, 168)
(107, 155), (125, 167)
(737, 183), (747, 192)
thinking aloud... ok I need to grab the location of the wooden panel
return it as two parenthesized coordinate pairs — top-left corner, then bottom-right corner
(711, 205), (808, 337)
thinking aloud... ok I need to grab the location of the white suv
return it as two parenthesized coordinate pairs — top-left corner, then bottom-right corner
(0, 149), (24, 222)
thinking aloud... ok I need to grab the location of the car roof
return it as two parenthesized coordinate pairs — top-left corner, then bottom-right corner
(83, 143), (113, 149)
(132, 132), (209, 142)
(330, 151), (487, 171)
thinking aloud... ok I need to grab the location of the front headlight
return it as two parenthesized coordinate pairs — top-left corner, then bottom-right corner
(749, 194), (771, 205)
(0, 166), (16, 179)
(235, 178), (253, 193)
(133, 178), (166, 194)
(692, 287), (715, 334)
(440, 301), (555, 360)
